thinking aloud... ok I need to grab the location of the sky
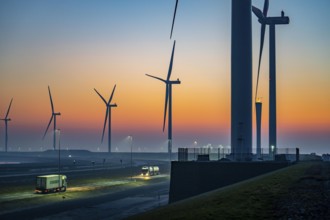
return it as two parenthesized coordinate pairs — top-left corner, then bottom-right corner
(0, 0), (329, 154)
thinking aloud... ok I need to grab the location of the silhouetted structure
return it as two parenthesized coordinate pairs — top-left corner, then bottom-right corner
(231, 0), (253, 161)
(170, 0), (179, 39)
(253, 1), (268, 161)
(146, 41), (181, 160)
(1, 98), (13, 152)
(255, 100), (262, 158)
(252, 0), (289, 155)
(169, 161), (291, 203)
(94, 85), (117, 153)
(178, 148), (188, 161)
(43, 86), (61, 150)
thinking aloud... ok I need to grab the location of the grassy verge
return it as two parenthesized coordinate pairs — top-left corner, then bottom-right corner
(130, 162), (320, 220)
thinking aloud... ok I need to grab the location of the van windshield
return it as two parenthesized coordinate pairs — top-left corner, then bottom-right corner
(141, 167), (148, 175)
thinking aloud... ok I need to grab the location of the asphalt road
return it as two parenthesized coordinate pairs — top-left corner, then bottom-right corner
(1, 177), (170, 220)
(0, 158), (171, 220)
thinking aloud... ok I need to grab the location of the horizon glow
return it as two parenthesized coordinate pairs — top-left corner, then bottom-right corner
(0, 0), (329, 154)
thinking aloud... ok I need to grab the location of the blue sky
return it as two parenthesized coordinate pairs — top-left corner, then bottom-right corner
(0, 0), (329, 154)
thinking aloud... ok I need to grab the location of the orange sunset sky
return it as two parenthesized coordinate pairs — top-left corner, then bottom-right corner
(0, 0), (329, 154)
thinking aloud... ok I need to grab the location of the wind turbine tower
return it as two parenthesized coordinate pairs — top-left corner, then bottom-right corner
(231, 0), (253, 161)
(255, 99), (262, 158)
(43, 86), (61, 150)
(94, 85), (117, 153)
(1, 98), (13, 152)
(252, 0), (289, 156)
(146, 41), (181, 159)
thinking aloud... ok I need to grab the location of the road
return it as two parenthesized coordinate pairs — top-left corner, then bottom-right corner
(0, 159), (170, 219)
(1, 176), (169, 220)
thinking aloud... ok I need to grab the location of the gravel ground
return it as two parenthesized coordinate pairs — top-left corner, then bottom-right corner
(275, 162), (330, 219)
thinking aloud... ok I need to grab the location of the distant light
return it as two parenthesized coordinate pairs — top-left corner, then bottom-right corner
(68, 155), (72, 158)
(256, 97), (263, 103)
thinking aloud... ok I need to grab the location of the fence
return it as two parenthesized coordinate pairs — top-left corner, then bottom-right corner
(178, 147), (298, 162)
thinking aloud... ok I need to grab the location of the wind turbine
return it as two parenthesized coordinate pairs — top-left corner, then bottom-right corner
(146, 40), (181, 159)
(1, 98), (13, 152)
(253, 0), (269, 160)
(170, 0), (179, 39)
(252, 0), (289, 156)
(94, 85), (117, 153)
(43, 86), (61, 150)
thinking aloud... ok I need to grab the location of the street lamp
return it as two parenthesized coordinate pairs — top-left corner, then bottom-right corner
(129, 135), (133, 180)
(271, 145), (275, 160)
(193, 141), (198, 160)
(56, 129), (61, 191)
(219, 145), (223, 159)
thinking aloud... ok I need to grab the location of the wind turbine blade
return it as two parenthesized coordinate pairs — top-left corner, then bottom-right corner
(43, 116), (53, 139)
(170, 0), (178, 39)
(48, 86), (54, 113)
(167, 40), (176, 81)
(255, 23), (266, 100)
(108, 84), (117, 104)
(163, 84), (169, 132)
(94, 88), (108, 105)
(145, 74), (166, 83)
(101, 107), (109, 143)
(252, 6), (264, 20)
(263, 0), (269, 17)
(5, 98), (13, 119)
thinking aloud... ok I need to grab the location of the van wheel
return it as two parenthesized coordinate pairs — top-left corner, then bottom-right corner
(61, 187), (66, 192)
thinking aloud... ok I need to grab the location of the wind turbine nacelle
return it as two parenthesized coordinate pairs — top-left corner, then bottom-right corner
(111, 104), (118, 107)
(263, 16), (290, 25)
(0, 118), (11, 121)
(170, 80), (181, 84)
(54, 112), (61, 116)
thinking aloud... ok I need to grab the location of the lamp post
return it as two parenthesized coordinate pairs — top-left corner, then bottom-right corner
(220, 145), (223, 159)
(194, 141), (197, 160)
(56, 129), (61, 191)
(271, 145), (275, 160)
(129, 135), (133, 181)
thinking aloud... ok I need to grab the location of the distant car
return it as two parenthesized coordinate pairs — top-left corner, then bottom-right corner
(141, 166), (160, 176)
(35, 174), (67, 193)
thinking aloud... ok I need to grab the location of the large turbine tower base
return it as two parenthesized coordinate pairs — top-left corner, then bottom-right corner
(269, 24), (277, 157)
(231, 0), (253, 161)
